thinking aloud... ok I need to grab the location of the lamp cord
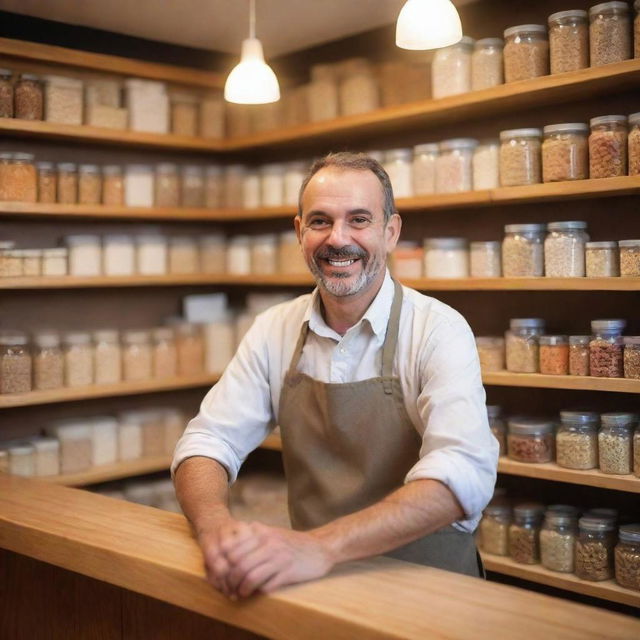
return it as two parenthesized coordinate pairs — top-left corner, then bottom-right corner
(249, 0), (256, 39)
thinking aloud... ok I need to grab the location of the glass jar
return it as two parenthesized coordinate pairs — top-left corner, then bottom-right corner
(56, 162), (78, 204)
(615, 524), (640, 590)
(170, 92), (198, 136)
(168, 236), (199, 275)
(152, 327), (177, 378)
(78, 164), (102, 205)
(628, 112), (640, 175)
(8, 443), (35, 477)
(154, 163), (180, 207)
(503, 25), (549, 83)
(65, 234), (101, 276)
(103, 234), (134, 276)
(470, 241), (501, 277)
(480, 504), (511, 555)
(241, 170), (261, 209)
(19, 249), (40, 277)
(589, 115), (628, 178)
(251, 234), (278, 274)
(260, 163), (285, 207)
(226, 235), (251, 275)
(175, 322), (204, 376)
(505, 318), (545, 372)
(43, 74), (83, 125)
(205, 165), (223, 208)
(619, 239), (640, 276)
(122, 330), (152, 381)
(64, 331), (94, 387)
(502, 223), (545, 277)
(585, 241), (619, 277)
(471, 38), (504, 90)
(589, 1), (631, 67)
(36, 161), (56, 203)
(476, 337), (505, 373)
(102, 165), (124, 206)
(33, 331), (64, 391)
(548, 10), (589, 74)
(339, 58), (379, 116)
(0, 68), (13, 118)
(0, 240), (15, 277)
(424, 238), (468, 278)
(284, 161), (306, 207)
(435, 138), (477, 193)
(623, 336), (640, 378)
(507, 418), (554, 463)
(0, 153), (37, 202)
(544, 220), (589, 277)
(540, 510), (578, 572)
(569, 335), (591, 376)
(575, 516), (616, 581)
(539, 335), (569, 375)
(635, 425), (640, 477)
(555, 411), (599, 469)
(199, 234), (226, 273)
(0, 331), (32, 394)
(93, 329), (121, 385)
(487, 405), (506, 455)
(499, 128), (542, 187)
(432, 36), (474, 98)
(392, 242), (423, 279)
(136, 235), (167, 275)
(636, 0), (640, 58)
(31, 437), (60, 476)
(223, 165), (246, 208)
(508, 503), (545, 563)
(472, 140), (500, 190)
(14, 73), (43, 120)
(589, 318), (626, 377)
(599, 412), (635, 474)
(542, 123), (589, 183)
(384, 148), (413, 198)
(308, 64), (339, 122)
(412, 143), (438, 195)
(181, 165), (205, 207)
(41, 248), (68, 277)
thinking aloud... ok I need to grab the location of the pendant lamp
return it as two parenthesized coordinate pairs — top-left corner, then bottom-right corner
(224, 0), (280, 104)
(396, 0), (463, 50)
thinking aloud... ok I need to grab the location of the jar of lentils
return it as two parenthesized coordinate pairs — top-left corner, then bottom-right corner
(507, 417), (554, 463)
(435, 138), (477, 193)
(589, 1), (631, 67)
(540, 509), (578, 573)
(585, 241), (619, 277)
(623, 336), (640, 379)
(539, 335), (569, 375)
(575, 516), (616, 581)
(506, 317), (545, 372)
(590, 319), (625, 377)
(619, 239), (640, 276)
(555, 411), (599, 470)
(542, 123), (589, 182)
(499, 128), (542, 187)
(412, 143), (438, 195)
(487, 405), (506, 455)
(503, 25), (549, 83)
(479, 504), (512, 556)
(615, 524), (640, 591)
(548, 9), (589, 74)
(502, 223), (545, 277)
(544, 220), (589, 277)
(470, 241), (501, 277)
(509, 503), (545, 564)
(589, 115), (627, 178)
(471, 38), (504, 90)
(628, 112), (640, 175)
(599, 412), (636, 474)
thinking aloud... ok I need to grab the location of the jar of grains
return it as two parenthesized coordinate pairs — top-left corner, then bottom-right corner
(431, 36), (474, 99)
(589, 115), (627, 178)
(487, 405), (506, 455)
(509, 503), (545, 563)
(623, 336), (640, 378)
(168, 236), (199, 275)
(205, 165), (223, 208)
(152, 327), (177, 378)
(339, 58), (379, 116)
(412, 143), (439, 195)
(556, 410), (599, 469)
(506, 318), (545, 372)
(181, 165), (205, 207)
(507, 418), (554, 463)
(540, 510), (578, 572)
(599, 412), (635, 474)
(480, 504), (512, 556)
(470, 241), (501, 277)
(154, 163), (180, 207)
(424, 238), (468, 278)
(615, 524), (640, 591)
(636, 0), (640, 57)
(308, 64), (339, 122)
(14, 73), (43, 120)
(223, 165), (246, 208)
(251, 234), (278, 274)
(499, 128), (542, 186)
(36, 161), (56, 203)
(93, 329), (121, 385)
(199, 234), (226, 273)
(226, 235), (251, 275)
(122, 330), (152, 381)
(542, 123), (589, 182)
(544, 220), (589, 277)
(569, 335), (591, 376)
(635, 425), (640, 477)
(284, 161), (306, 207)
(548, 10), (589, 74)
(619, 239), (640, 276)
(575, 516), (616, 581)
(56, 162), (77, 204)
(260, 163), (285, 207)
(102, 165), (124, 206)
(589, 1), (631, 67)
(0, 68), (13, 117)
(0, 331), (32, 394)
(241, 170), (261, 209)
(1, 153), (37, 202)
(539, 335), (569, 375)
(472, 140), (500, 190)
(589, 319), (626, 377)
(471, 38), (504, 90)
(435, 138), (477, 193)
(33, 331), (64, 391)
(64, 331), (94, 387)
(476, 337), (505, 373)
(383, 148), (413, 198)
(503, 25), (549, 83)
(175, 322), (204, 376)
(502, 223), (545, 277)
(627, 112), (640, 176)
(392, 242), (423, 279)
(585, 241), (619, 277)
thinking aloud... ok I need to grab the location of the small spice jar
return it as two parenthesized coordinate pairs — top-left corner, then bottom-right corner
(36, 161), (56, 203)
(487, 405), (506, 455)
(435, 138), (477, 193)
(542, 123), (589, 183)
(78, 164), (102, 205)
(539, 335), (569, 375)
(509, 503), (545, 564)
(102, 165), (124, 206)
(589, 1), (631, 67)
(0, 68), (13, 118)
(424, 238), (469, 278)
(544, 220), (589, 277)
(506, 317), (545, 373)
(569, 335), (591, 376)
(599, 412), (635, 474)
(412, 143), (438, 195)
(122, 330), (152, 381)
(472, 140), (500, 190)
(470, 241), (501, 277)
(392, 242), (423, 279)
(260, 163), (285, 207)
(154, 163), (180, 207)
(586, 241), (619, 277)
(181, 165), (205, 208)
(476, 337), (505, 373)
(623, 336), (640, 378)
(14, 73), (43, 120)
(480, 504), (512, 556)
(63, 331), (94, 387)
(575, 516), (616, 581)
(548, 10), (589, 74)
(499, 128), (542, 187)
(555, 410), (599, 469)
(503, 25), (549, 83)
(0, 153), (37, 202)
(615, 524), (640, 591)
(32, 331), (64, 391)
(431, 36), (474, 99)
(41, 248), (68, 277)
(93, 329), (121, 385)
(471, 38), (504, 90)
(590, 319), (626, 377)
(56, 162), (78, 204)
(152, 327), (177, 378)
(0, 331), (32, 394)
(628, 112), (640, 175)
(540, 510), (578, 573)
(507, 418), (554, 463)
(619, 239), (640, 276)
(589, 115), (628, 178)
(502, 223), (546, 277)
(205, 165), (223, 208)
(384, 148), (413, 198)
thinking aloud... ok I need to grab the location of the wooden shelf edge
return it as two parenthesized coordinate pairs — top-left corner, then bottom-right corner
(482, 372), (640, 394)
(261, 434), (283, 451)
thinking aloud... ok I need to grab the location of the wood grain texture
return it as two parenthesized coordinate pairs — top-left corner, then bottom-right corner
(483, 371), (640, 393)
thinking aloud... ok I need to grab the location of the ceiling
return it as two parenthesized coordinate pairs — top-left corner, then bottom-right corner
(0, 0), (475, 58)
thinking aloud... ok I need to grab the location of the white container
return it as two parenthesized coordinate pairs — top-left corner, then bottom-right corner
(46, 421), (93, 474)
(8, 442), (35, 476)
(424, 238), (469, 278)
(124, 165), (154, 207)
(473, 141), (500, 189)
(227, 235), (251, 274)
(125, 78), (169, 134)
(136, 235), (167, 275)
(65, 234), (101, 276)
(384, 148), (413, 198)
(168, 236), (199, 275)
(242, 171), (261, 209)
(472, 38), (504, 90)
(203, 318), (236, 373)
(413, 143), (439, 196)
(43, 74), (83, 125)
(64, 331), (94, 387)
(90, 416), (119, 466)
(118, 413), (143, 461)
(30, 437), (60, 476)
(284, 161), (307, 206)
(436, 138), (477, 193)
(260, 164), (285, 207)
(41, 248), (68, 277)
(199, 234), (226, 273)
(432, 36), (474, 99)
(470, 241), (502, 277)
(93, 329), (121, 385)
(103, 235), (135, 276)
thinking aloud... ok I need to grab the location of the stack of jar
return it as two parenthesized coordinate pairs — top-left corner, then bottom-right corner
(240, 161), (308, 208)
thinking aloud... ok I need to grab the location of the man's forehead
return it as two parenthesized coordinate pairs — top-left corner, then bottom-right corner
(302, 167), (385, 206)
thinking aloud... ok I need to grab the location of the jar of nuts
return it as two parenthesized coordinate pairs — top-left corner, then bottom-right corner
(599, 412), (636, 474)
(499, 128), (542, 187)
(471, 38), (504, 90)
(540, 510), (578, 573)
(628, 112), (640, 175)
(502, 223), (546, 277)
(589, 319), (626, 377)
(431, 36), (474, 99)
(623, 336), (640, 379)
(556, 410), (599, 470)
(544, 220), (589, 277)
(507, 417), (554, 463)
(539, 335), (569, 375)
(585, 241), (619, 277)
(542, 123), (589, 183)
(509, 503), (545, 564)
(575, 516), (616, 581)
(487, 405), (506, 455)
(589, 1), (631, 67)
(470, 241), (501, 277)
(503, 24), (549, 83)
(619, 239), (640, 276)
(506, 317), (545, 372)
(548, 9), (589, 74)
(589, 115), (628, 178)
(615, 524), (640, 591)
(479, 504), (512, 556)
(476, 336), (505, 373)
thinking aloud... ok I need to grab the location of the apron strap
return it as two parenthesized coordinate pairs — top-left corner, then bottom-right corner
(381, 279), (403, 394)
(287, 320), (310, 375)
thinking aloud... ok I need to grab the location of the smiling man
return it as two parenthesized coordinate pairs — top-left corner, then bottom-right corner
(172, 152), (498, 599)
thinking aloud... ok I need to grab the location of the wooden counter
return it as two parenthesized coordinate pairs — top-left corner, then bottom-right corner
(0, 474), (638, 640)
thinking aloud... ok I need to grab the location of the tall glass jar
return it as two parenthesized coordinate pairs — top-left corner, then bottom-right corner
(435, 138), (477, 193)
(339, 58), (379, 116)
(589, 1), (631, 67)
(502, 223), (545, 277)
(585, 241), (619, 277)
(432, 36), (474, 98)
(575, 516), (616, 581)
(503, 25), (549, 83)
(540, 510), (578, 572)
(623, 336), (640, 379)
(102, 165), (124, 206)
(619, 239), (640, 276)
(499, 128), (542, 186)
(242, 170), (261, 209)
(471, 38), (504, 90)
(93, 329), (121, 385)
(599, 412), (636, 474)
(152, 327), (177, 378)
(487, 405), (506, 455)
(470, 241), (501, 277)
(204, 165), (223, 208)
(33, 331), (64, 391)
(383, 148), (413, 198)
(569, 335), (591, 376)
(412, 143), (438, 195)
(548, 10), (589, 74)
(472, 140), (500, 190)
(2, 153), (37, 202)
(154, 163), (180, 207)
(223, 165), (246, 208)
(64, 331), (94, 387)
(476, 337), (505, 373)
(555, 411), (599, 469)
(589, 115), (628, 178)
(36, 161), (56, 203)
(424, 238), (468, 278)
(628, 112), (640, 175)
(57, 162), (78, 204)
(168, 236), (199, 275)
(0, 68), (13, 118)
(539, 335), (569, 375)
(0, 331), (32, 394)
(175, 322), (204, 376)
(122, 330), (152, 381)
(589, 319), (626, 377)
(542, 123), (589, 182)
(507, 418), (554, 463)
(615, 524), (640, 591)
(181, 165), (205, 207)
(479, 504), (512, 555)
(308, 64), (339, 122)
(509, 503), (545, 563)
(544, 220), (589, 277)
(505, 317), (545, 373)
(260, 163), (285, 207)
(251, 234), (278, 274)
(14, 73), (43, 120)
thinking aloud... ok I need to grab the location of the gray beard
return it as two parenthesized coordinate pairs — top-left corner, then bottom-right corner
(309, 253), (383, 297)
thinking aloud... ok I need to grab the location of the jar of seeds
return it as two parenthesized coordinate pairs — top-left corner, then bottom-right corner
(556, 411), (599, 469)
(585, 241), (619, 277)
(78, 164), (102, 205)
(599, 412), (636, 474)
(634, 425), (640, 477)
(590, 319), (625, 377)
(623, 336), (640, 378)
(569, 335), (590, 376)
(509, 503), (545, 564)
(505, 318), (545, 373)
(470, 241), (501, 277)
(57, 162), (78, 204)
(589, 1), (631, 67)
(0, 331), (32, 394)
(64, 331), (94, 387)
(471, 38), (504, 90)
(0, 68), (13, 117)
(540, 509), (578, 573)
(502, 223), (545, 277)
(102, 165), (124, 206)
(615, 524), (640, 591)
(479, 504), (512, 556)
(575, 516), (616, 581)
(93, 329), (121, 385)
(548, 10), (589, 74)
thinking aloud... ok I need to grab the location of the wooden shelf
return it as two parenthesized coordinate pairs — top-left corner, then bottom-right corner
(481, 552), (640, 608)
(404, 277), (640, 291)
(482, 371), (640, 394)
(261, 433), (283, 451)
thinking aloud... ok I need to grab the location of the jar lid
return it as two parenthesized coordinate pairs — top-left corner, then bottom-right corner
(13, 152), (34, 162)
(252, 233), (278, 244)
(205, 164), (222, 176)
(35, 161), (54, 170)
(590, 114), (627, 127)
(8, 443), (34, 455)
(123, 329), (149, 343)
(0, 331), (28, 346)
(385, 148), (412, 161)
(43, 74), (83, 88)
(584, 508), (618, 521)
(508, 417), (555, 434)
(91, 416), (119, 429)
(618, 239), (640, 247)
(225, 164), (246, 175)
(229, 235), (250, 245)
(569, 335), (590, 345)
(414, 143), (439, 154)
(590, 318), (626, 331)
(424, 237), (467, 249)
(449, 35), (475, 49)
(200, 234), (225, 245)
(57, 162), (77, 171)
(560, 410), (599, 426)
(285, 160), (307, 171)
(486, 404), (502, 418)
(64, 331), (91, 345)
(169, 236), (196, 246)
(93, 329), (119, 342)
(475, 37), (504, 47)
(500, 128), (542, 140)
(78, 164), (99, 173)
(126, 164), (153, 172)
(152, 326), (175, 340)
(475, 336), (504, 346)
(547, 220), (588, 231)
(19, 73), (40, 81)
(601, 412), (638, 427)
(629, 112), (640, 126)
(260, 163), (285, 174)
(43, 248), (68, 257)
(579, 516), (615, 532)
(547, 504), (581, 517)
(103, 234), (133, 244)
(513, 502), (545, 518)
(439, 138), (478, 151)
(539, 334), (568, 345)
(182, 165), (204, 176)
(156, 163), (178, 173)
(0, 152), (12, 161)
(543, 123), (589, 135)
(504, 24), (547, 38)
(586, 241), (617, 249)
(589, 2), (629, 16)
(0, 68), (12, 76)
(65, 234), (100, 245)
(510, 317), (545, 329)
(102, 165), (123, 175)
(548, 9), (588, 23)
(618, 524), (640, 544)
(504, 223), (546, 233)
(545, 512), (577, 527)
(33, 331), (60, 348)
(470, 240), (501, 249)
(484, 504), (512, 517)
(624, 335), (640, 345)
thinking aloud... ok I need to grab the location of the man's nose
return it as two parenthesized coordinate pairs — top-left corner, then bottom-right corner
(326, 220), (350, 246)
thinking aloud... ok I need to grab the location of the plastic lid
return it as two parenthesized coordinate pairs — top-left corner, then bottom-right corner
(508, 417), (555, 434)
(590, 318), (626, 332)
(486, 405), (502, 419)
(183, 165), (204, 176)
(510, 318), (545, 329)
(225, 164), (246, 175)
(543, 123), (589, 135)
(205, 165), (222, 176)
(439, 138), (478, 151)
(549, 9), (588, 23)
(504, 24), (547, 38)
(8, 443), (34, 455)
(35, 161), (54, 170)
(629, 112), (640, 126)
(13, 152), (34, 162)
(0, 152), (12, 161)
(624, 335), (640, 346)
(547, 504), (581, 517)
(65, 234), (100, 245)
(169, 236), (196, 246)
(285, 160), (307, 171)
(19, 73), (40, 81)
(104, 234), (133, 244)
(568, 335), (590, 345)
(475, 336), (504, 346)
(548, 220), (588, 231)
(78, 164), (99, 173)
(64, 331), (91, 345)
(424, 237), (467, 249)
(586, 241), (617, 249)
(385, 148), (412, 161)
(0, 68), (11, 76)
(513, 502), (545, 518)
(43, 74), (83, 88)
(579, 516), (615, 532)
(545, 511), (577, 527)
(57, 162), (77, 171)
(484, 504), (512, 517)
(0, 331), (28, 346)
(135, 234), (166, 244)
(414, 143), (439, 154)
(123, 329), (150, 343)
(590, 115), (627, 127)
(93, 329), (119, 342)
(102, 165), (122, 175)
(475, 37), (504, 47)
(200, 234), (225, 245)
(539, 334), (568, 345)
(0, 241), (15, 250)
(470, 240), (501, 249)
(589, 2), (629, 16)
(449, 35), (475, 48)
(619, 239), (640, 247)
(90, 416), (119, 429)
(500, 128), (542, 140)
(560, 410), (599, 426)
(618, 524), (640, 544)
(601, 412), (638, 428)
(33, 331), (60, 348)
(504, 223), (546, 233)
(126, 164), (153, 172)
(43, 248), (67, 257)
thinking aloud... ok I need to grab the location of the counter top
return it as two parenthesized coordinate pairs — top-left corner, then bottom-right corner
(0, 473), (638, 640)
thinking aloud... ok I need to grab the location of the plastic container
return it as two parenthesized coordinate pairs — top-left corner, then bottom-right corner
(589, 1), (631, 67)
(623, 336), (640, 378)
(392, 242), (423, 279)
(471, 38), (504, 90)
(203, 318), (235, 374)
(154, 163), (180, 207)
(31, 437), (60, 476)
(599, 412), (635, 474)
(542, 123), (589, 182)
(568, 335), (590, 376)
(308, 64), (339, 122)
(241, 170), (260, 209)
(544, 220), (588, 277)
(205, 165), (223, 208)
(125, 165), (154, 207)
(508, 503), (545, 563)
(168, 236), (199, 275)
(136, 235), (167, 275)
(36, 161), (56, 203)
(472, 140), (500, 189)
(93, 329), (121, 385)
(384, 148), (413, 198)
(199, 94), (224, 139)
(476, 337), (505, 373)
(14, 73), (43, 120)
(435, 138), (477, 193)
(635, 425), (640, 477)
(628, 112), (640, 175)
(585, 241), (619, 277)
(503, 24), (549, 83)
(175, 322), (204, 376)
(251, 234), (278, 274)
(199, 234), (226, 273)
(181, 165), (205, 207)
(556, 411), (599, 469)
(0, 152), (37, 202)
(480, 504), (511, 555)
(33, 331), (64, 391)
(43, 74), (83, 125)
(619, 239), (640, 276)
(539, 335), (569, 375)
(223, 165), (246, 208)
(63, 332), (94, 387)
(20, 249), (41, 277)
(7, 442), (35, 476)
(575, 516), (616, 580)
(65, 234), (101, 277)
(125, 78), (169, 134)
(589, 115), (628, 178)
(103, 235), (135, 276)
(102, 165), (124, 206)
(56, 162), (77, 204)
(432, 36), (474, 98)
(260, 163), (285, 207)
(412, 143), (438, 195)
(424, 238), (468, 278)
(170, 92), (198, 136)
(339, 58), (379, 116)
(0, 68), (13, 118)
(507, 418), (554, 463)
(548, 9), (589, 73)
(499, 128), (542, 186)
(118, 412), (143, 462)
(487, 405), (506, 455)
(590, 319), (626, 377)
(41, 248), (67, 277)
(615, 524), (640, 590)
(502, 223), (545, 277)
(152, 327), (177, 378)
(122, 330), (152, 381)
(48, 421), (92, 474)
(540, 510), (578, 572)
(470, 241), (501, 277)
(0, 332), (32, 394)
(284, 161), (307, 207)
(90, 416), (119, 466)
(506, 318), (545, 373)
(226, 235), (251, 275)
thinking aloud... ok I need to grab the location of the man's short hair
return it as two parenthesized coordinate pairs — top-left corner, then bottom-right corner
(297, 151), (397, 224)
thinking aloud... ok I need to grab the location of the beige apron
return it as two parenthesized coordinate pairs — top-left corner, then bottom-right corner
(278, 280), (482, 578)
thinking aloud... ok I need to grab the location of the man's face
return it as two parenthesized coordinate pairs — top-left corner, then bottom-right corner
(295, 167), (401, 298)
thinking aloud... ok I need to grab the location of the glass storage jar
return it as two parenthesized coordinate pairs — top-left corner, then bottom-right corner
(175, 322), (204, 376)
(435, 138), (477, 193)
(31, 437), (60, 476)
(539, 335), (569, 375)
(93, 329), (121, 385)
(544, 220), (589, 277)
(509, 503), (545, 563)
(384, 148), (413, 198)
(43, 74), (83, 125)
(432, 36), (474, 99)
(540, 510), (578, 572)
(36, 161), (56, 203)
(480, 504), (511, 555)
(103, 234), (134, 276)
(33, 331), (63, 391)
(168, 236), (199, 275)
(251, 234), (278, 274)
(21, 249), (40, 277)
(471, 38), (504, 90)
(56, 162), (77, 204)
(472, 140), (500, 189)
(507, 418), (554, 463)
(585, 241), (619, 277)
(487, 405), (506, 455)
(615, 524), (640, 591)
(628, 112), (640, 175)
(226, 235), (251, 275)
(136, 235), (167, 275)
(102, 165), (124, 206)
(199, 234), (226, 273)
(623, 336), (640, 378)
(64, 331), (93, 387)
(339, 58), (379, 116)
(0, 68), (13, 117)
(499, 128), (542, 186)
(260, 163), (285, 207)
(619, 239), (640, 276)
(502, 223), (545, 277)
(476, 337), (505, 373)
(8, 443), (35, 476)
(548, 10), (589, 74)
(0, 153), (37, 202)
(242, 170), (261, 209)
(569, 335), (590, 376)
(154, 163), (180, 207)
(589, 115), (627, 178)
(170, 92), (198, 136)
(576, 516), (616, 581)
(503, 25), (549, 83)
(555, 411), (599, 469)
(590, 318), (626, 377)
(424, 238), (468, 278)
(279, 231), (307, 275)
(308, 64), (338, 122)
(14, 73), (43, 120)
(181, 165), (205, 207)
(152, 327), (177, 378)
(0, 331), (32, 394)
(412, 143), (438, 195)
(205, 165), (223, 208)
(122, 330), (152, 381)
(392, 242), (423, 279)
(542, 123), (588, 182)
(78, 164), (101, 205)
(223, 164), (246, 208)
(505, 317), (545, 372)
(65, 234), (101, 276)
(41, 248), (67, 276)
(284, 161), (306, 206)
(470, 241), (501, 277)
(589, 1), (631, 67)
(599, 412), (635, 474)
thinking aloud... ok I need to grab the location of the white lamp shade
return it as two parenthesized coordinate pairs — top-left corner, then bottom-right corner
(224, 38), (281, 104)
(396, 0), (463, 50)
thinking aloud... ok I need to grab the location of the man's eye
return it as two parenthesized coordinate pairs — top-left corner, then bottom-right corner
(351, 217), (370, 226)
(308, 219), (329, 228)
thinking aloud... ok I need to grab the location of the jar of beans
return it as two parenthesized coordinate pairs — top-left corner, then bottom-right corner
(599, 412), (636, 474)
(542, 123), (588, 182)
(589, 115), (627, 178)
(589, 1), (631, 67)
(575, 516), (616, 581)
(487, 405), (506, 455)
(619, 239), (640, 276)
(471, 38), (504, 90)
(0, 331), (32, 394)
(548, 10), (589, 74)
(506, 317), (545, 372)
(585, 241), (619, 277)
(628, 112), (640, 175)
(507, 417), (554, 463)
(589, 319), (625, 377)
(540, 509), (578, 573)
(555, 411), (599, 470)
(615, 524), (640, 591)
(539, 335), (569, 375)
(476, 336), (505, 373)
(499, 128), (542, 187)
(479, 504), (512, 556)
(502, 223), (545, 277)
(470, 241), (501, 277)
(623, 336), (640, 379)
(14, 73), (43, 120)
(503, 25), (549, 83)
(0, 68), (13, 118)
(509, 503), (545, 564)
(569, 335), (591, 376)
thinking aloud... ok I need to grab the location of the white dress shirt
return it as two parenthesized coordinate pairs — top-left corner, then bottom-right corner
(172, 270), (499, 532)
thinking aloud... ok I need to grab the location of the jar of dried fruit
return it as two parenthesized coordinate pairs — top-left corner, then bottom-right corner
(614, 524), (640, 591)
(585, 241), (619, 277)
(507, 417), (554, 463)
(502, 223), (545, 277)
(539, 335), (569, 375)
(555, 410), (599, 469)
(575, 516), (616, 581)
(508, 503), (545, 564)
(589, 319), (626, 377)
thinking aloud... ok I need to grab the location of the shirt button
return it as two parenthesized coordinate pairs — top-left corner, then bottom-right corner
(339, 347), (346, 354)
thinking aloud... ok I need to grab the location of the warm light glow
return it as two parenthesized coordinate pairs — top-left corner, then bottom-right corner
(396, 0), (463, 50)
(224, 37), (280, 104)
